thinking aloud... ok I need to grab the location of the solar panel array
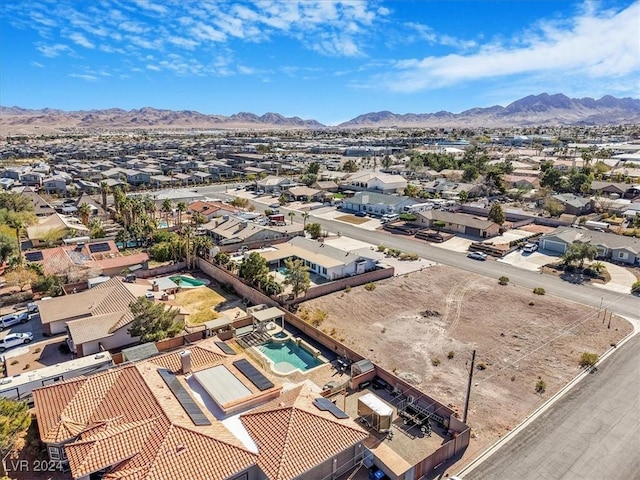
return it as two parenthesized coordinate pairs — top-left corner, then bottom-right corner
(232, 359), (274, 391)
(214, 341), (236, 355)
(25, 251), (44, 262)
(157, 369), (211, 426)
(88, 242), (111, 253)
(313, 397), (349, 419)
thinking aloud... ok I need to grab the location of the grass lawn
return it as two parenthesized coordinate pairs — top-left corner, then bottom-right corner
(175, 287), (225, 325)
(335, 214), (370, 225)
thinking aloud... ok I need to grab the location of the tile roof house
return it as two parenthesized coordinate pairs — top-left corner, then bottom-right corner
(188, 200), (238, 222)
(240, 385), (367, 480)
(32, 339), (369, 480)
(26, 213), (89, 247)
(204, 216), (303, 247)
(342, 172), (407, 194)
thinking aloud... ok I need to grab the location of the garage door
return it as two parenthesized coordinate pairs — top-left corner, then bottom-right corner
(541, 239), (567, 253)
(465, 227), (481, 237)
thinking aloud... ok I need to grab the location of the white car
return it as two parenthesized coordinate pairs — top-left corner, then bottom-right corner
(467, 251), (488, 261)
(523, 243), (539, 253)
(0, 332), (34, 351)
(0, 312), (30, 330)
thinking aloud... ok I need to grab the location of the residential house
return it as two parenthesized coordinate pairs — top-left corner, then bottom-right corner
(590, 181), (640, 199)
(342, 172), (407, 194)
(204, 215), (303, 247)
(344, 191), (415, 216)
(19, 171), (46, 187)
(26, 213), (89, 247)
(539, 227), (640, 265)
(36, 277), (142, 353)
(421, 179), (482, 199)
(32, 339), (369, 480)
(552, 193), (594, 216)
(0, 178), (15, 189)
(12, 186), (56, 216)
(504, 175), (540, 190)
(188, 201), (238, 222)
(417, 210), (501, 238)
(312, 180), (340, 193)
(42, 176), (70, 195)
(256, 175), (297, 193)
(207, 160), (234, 180)
(260, 236), (378, 280)
(284, 186), (325, 202)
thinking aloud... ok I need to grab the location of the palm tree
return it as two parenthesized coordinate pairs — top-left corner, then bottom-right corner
(100, 182), (111, 211)
(77, 203), (92, 227)
(176, 201), (187, 226)
(7, 213), (36, 256)
(182, 226), (194, 269)
(113, 187), (125, 215)
(143, 195), (156, 222)
(288, 211), (295, 225)
(191, 212), (206, 228)
(161, 199), (173, 226)
(301, 212), (310, 228)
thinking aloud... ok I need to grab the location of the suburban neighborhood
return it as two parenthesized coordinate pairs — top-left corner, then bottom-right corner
(1, 124), (639, 480)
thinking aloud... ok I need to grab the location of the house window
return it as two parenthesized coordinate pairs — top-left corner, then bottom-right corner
(322, 267), (327, 275)
(48, 446), (60, 460)
(618, 252), (626, 259)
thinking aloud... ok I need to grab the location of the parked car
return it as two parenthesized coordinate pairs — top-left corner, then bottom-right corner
(354, 211), (367, 217)
(0, 332), (34, 351)
(0, 312), (30, 330)
(467, 251), (488, 261)
(269, 203), (281, 209)
(27, 302), (39, 314)
(522, 243), (538, 253)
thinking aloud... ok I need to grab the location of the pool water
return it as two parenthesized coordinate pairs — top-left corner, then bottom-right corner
(273, 331), (288, 339)
(170, 275), (208, 287)
(258, 341), (322, 372)
(276, 267), (289, 275)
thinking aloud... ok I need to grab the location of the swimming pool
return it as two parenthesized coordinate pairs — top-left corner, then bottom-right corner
(276, 267), (289, 275)
(258, 340), (323, 373)
(158, 220), (169, 228)
(170, 275), (209, 288)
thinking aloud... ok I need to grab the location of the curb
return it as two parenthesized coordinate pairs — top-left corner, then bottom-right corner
(456, 321), (639, 478)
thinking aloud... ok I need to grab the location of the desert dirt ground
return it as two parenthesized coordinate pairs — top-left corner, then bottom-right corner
(302, 265), (633, 467)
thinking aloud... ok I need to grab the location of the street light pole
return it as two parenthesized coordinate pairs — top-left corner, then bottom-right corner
(463, 349), (476, 424)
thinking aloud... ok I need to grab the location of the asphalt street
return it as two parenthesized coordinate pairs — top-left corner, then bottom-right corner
(463, 333), (640, 480)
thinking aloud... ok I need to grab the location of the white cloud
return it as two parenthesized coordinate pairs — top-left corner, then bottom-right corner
(36, 43), (73, 58)
(146, 64), (161, 71)
(69, 73), (98, 81)
(68, 32), (95, 49)
(378, 2), (640, 92)
(30, 61), (44, 68)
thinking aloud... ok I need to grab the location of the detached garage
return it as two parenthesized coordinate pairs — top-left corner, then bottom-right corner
(539, 229), (581, 254)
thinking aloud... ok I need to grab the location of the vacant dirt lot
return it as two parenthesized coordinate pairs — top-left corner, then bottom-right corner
(302, 265), (632, 466)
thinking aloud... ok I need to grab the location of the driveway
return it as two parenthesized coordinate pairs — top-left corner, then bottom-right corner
(433, 236), (475, 252)
(593, 261), (637, 294)
(498, 249), (557, 272)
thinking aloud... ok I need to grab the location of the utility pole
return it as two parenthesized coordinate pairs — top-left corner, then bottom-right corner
(463, 349), (476, 424)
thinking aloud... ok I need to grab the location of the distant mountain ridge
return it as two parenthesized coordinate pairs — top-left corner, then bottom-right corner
(338, 94), (640, 128)
(1, 93), (639, 134)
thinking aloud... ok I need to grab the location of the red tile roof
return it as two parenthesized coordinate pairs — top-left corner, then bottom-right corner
(241, 386), (368, 480)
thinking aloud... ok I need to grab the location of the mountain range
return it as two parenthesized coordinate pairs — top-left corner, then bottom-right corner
(1, 93), (639, 134)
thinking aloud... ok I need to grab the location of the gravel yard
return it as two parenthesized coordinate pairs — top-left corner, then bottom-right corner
(302, 265), (633, 467)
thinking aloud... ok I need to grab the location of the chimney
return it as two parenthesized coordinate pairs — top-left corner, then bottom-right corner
(180, 350), (192, 375)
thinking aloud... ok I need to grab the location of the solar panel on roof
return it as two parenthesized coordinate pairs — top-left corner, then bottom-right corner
(214, 341), (236, 355)
(232, 359), (274, 391)
(88, 242), (111, 253)
(157, 369), (211, 426)
(25, 251), (44, 262)
(313, 397), (349, 419)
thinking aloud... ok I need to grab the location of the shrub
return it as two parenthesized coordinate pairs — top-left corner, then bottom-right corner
(33, 348), (41, 354)
(381, 327), (386, 334)
(23, 364), (30, 370)
(431, 358), (441, 367)
(528, 301), (535, 306)
(498, 276), (509, 286)
(533, 287), (546, 295)
(477, 361), (487, 370)
(535, 378), (547, 394)
(632, 280), (640, 294)
(579, 352), (599, 368)
(377, 245), (386, 252)
(447, 351), (455, 359)
(10, 360), (19, 366)
(364, 282), (376, 291)
(510, 375), (516, 382)
(311, 309), (328, 327)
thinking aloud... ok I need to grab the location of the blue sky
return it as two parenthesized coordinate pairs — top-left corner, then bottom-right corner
(1, 0), (639, 125)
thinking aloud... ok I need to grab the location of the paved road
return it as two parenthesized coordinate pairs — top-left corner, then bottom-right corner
(199, 185), (638, 320)
(463, 333), (640, 480)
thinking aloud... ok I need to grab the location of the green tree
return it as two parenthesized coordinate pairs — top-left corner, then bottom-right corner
(230, 197), (249, 209)
(278, 194), (288, 206)
(462, 164), (479, 182)
(77, 202), (92, 226)
(6, 211), (37, 255)
(488, 202), (506, 225)
(458, 190), (469, 203)
(100, 181), (111, 211)
(301, 212), (310, 228)
(0, 397), (31, 475)
(0, 191), (33, 212)
(238, 252), (268, 285)
(304, 222), (322, 239)
(307, 162), (320, 174)
(214, 251), (230, 266)
(562, 242), (599, 270)
(542, 197), (565, 217)
(540, 168), (563, 190)
(89, 219), (105, 239)
(128, 297), (183, 343)
(404, 184), (420, 198)
(288, 211), (295, 225)
(262, 275), (283, 296)
(282, 257), (310, 298)
(342, 159), (358, 172)
(161, 198), (173, 225)
(0, 231), (17, 264)
(381, 154), (393, 169)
